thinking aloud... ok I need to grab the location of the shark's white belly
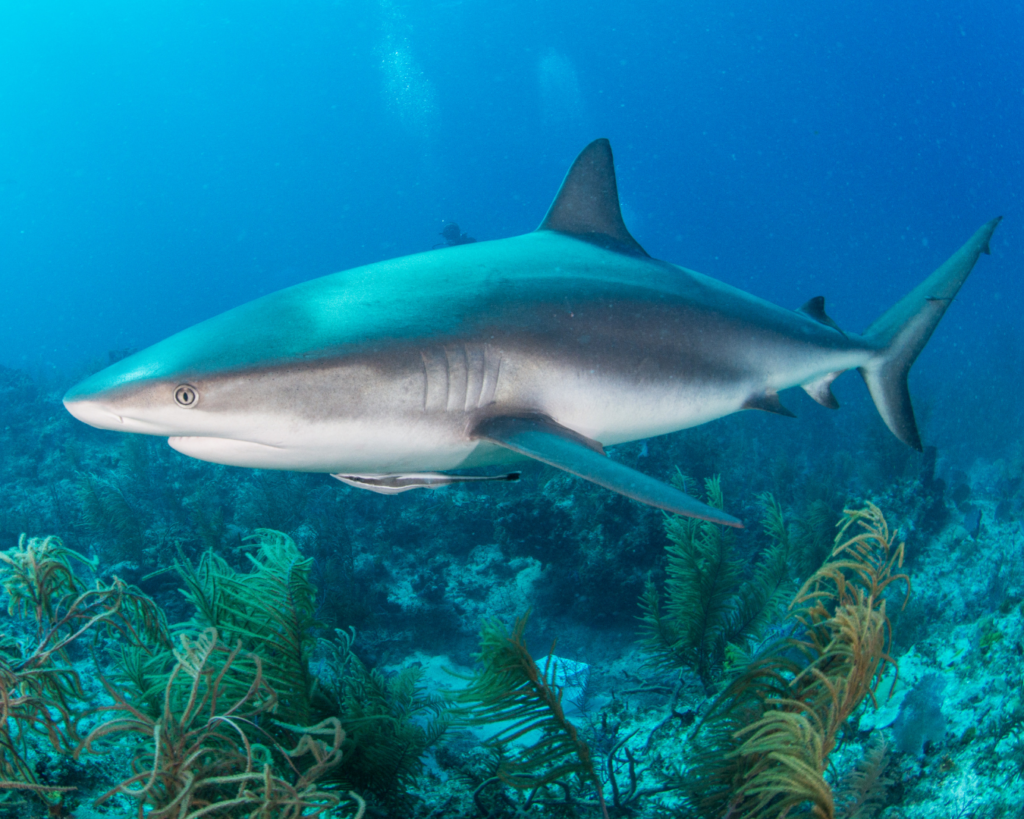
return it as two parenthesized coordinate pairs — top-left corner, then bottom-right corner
(166, 359), (754, 472)
(168, 416), (480, 473)
(167, 330), (874, 473)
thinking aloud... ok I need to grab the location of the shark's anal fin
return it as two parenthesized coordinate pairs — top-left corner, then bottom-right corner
(471, 414), (742, 527)
(332, 472), (520, 495)
(801, 371), (844, 410)
(798, 296), (847, 337)
(742, 390), (796, 417)
(537, 138), (649, 258)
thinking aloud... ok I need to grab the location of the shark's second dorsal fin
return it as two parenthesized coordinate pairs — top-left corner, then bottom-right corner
(798, 296), (846, 337)
(538, 138), (649, 257)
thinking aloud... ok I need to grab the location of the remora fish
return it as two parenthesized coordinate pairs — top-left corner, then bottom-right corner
(63, 140), (1000, 527)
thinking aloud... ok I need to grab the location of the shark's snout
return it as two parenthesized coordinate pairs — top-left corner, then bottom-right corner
(63, 388), (171, 435)
(62, 395), (125, 430)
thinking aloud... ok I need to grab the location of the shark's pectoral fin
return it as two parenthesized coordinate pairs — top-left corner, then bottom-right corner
(742, 390), (796, 417)
(332, 471), (520, 495)
(798, 296), (847, 337)
(471, 414), (742, 527)
(801, 371), (844, 410)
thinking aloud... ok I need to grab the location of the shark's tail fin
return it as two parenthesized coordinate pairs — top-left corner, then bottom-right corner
(859, 217), (1001, 450)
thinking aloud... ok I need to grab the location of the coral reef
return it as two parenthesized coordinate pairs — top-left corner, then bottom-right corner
(80, 628), (356, 818)
(685, 503), (909, 818)
(2, 364), (1024, 816)
(638, 480), (792, 690)
(452, 613), (606, 814)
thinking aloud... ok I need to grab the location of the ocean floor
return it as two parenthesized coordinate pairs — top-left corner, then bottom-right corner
(1, 367), (1023, 817)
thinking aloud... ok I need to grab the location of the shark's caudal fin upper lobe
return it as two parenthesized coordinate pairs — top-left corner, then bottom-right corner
(859, 217), (1002, 450)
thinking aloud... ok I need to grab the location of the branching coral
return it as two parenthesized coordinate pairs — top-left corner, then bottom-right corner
(1, 532), (367, 817)
(0, 534), (169, 813)
(117, 530), (439, 814)
(76, 474), (144, 560)
(78, 626), (363, 818)
(173, 529), (323, 726)
(835, 737), (892, 819)
(687, 503), (909, 819)
(792, 498), (842, 577)
(3, 503), (902, 819)
(317, 627), (447, 813)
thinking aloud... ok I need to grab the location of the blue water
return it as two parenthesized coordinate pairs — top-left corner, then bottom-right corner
(2, 1), (1020, 426)
(2, 4), (1024, 814)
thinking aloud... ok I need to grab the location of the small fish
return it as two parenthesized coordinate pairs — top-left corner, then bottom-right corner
(962, 506), (982, 538)
(331, 471), (519, 495)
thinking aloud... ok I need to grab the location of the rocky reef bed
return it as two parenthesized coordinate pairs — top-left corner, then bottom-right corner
(1, 364), (1023, 816)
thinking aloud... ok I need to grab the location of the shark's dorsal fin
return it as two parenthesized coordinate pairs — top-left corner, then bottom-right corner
(538, 138), (649, 257)
(798, 296), (847, 337)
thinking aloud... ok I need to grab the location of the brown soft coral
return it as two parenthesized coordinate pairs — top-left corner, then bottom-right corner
(688, 503), (909, 819)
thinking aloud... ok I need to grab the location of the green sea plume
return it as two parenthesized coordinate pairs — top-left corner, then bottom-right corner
(638, 477), (792, 690)
(451, 612), (608, 817)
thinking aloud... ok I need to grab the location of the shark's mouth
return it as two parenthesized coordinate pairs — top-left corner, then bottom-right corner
(168, 436), (289, 469)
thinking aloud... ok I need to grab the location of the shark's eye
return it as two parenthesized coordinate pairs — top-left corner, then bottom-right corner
(174, 384), (199, 408)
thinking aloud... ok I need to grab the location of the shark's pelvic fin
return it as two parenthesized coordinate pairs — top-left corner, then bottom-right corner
(798, 296), (847, 337)
(860, 216), (1002, 450)
(801, 371), (843, 410)
(742, 390), (796, 417)
(332, 471), (520, 495)
(471, 414), (742, 527)
(537, 138), (649, 258)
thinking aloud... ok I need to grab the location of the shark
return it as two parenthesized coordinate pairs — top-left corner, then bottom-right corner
(63, 139), (1000, 527)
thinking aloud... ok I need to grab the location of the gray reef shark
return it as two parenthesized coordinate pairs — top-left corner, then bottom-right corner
(63, 140), (1000, 527)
